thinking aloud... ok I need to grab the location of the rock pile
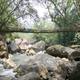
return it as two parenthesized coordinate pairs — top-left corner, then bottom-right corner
(0, 38), (80, 80)
(14, 54), (75, 80)
(7, 39), (46, 56)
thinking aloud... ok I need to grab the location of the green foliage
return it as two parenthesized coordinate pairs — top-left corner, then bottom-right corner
(34, 33), (59, 45)
(58, 32), (75, 45)
(33, 0), (80, 46)
(73, 33), (80, 45)
(5, 34), (15, 41)
(50, 0), (80, 45)
(0, 0), (18, 30)
(33, 20), (55, 30)
(33, 20), (59, 45)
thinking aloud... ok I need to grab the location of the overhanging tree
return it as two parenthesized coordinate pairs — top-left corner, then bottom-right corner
(0, 0), (18, 30)
(0, 0), (80, 45)
(36, 0), (80, 45)
(0, 0), (39, 31)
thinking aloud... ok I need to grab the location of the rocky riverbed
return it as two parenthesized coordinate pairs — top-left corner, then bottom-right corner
(0, 38), (80, 80)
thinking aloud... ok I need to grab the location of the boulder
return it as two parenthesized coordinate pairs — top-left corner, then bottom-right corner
(46, 45), (68, 58)
(15, 39), (22, 45)
(32, 40), (46, 52)
(14, 54), (74, 80)
(25, 48), (36, 56)
(64, 47), (80, 60)
(70, 45), (80, 53)
(69, 62), (80, 80)
(70, 45), (80, 49)
(46, 45), (80, 60)
(0, 51), (8, 59)
(15, 39), (29, 53)
(17, 72), (41, 80)
(15, 38), (36, 45)
(7, 41), (20, 54)
(0, 41), (5, 50)
(14, 61), (48, 79)
(0, 40), (8, 59)
(2, 58), (17, 68)
(0, 41), (7, 51)
(0, 63), (16, 78)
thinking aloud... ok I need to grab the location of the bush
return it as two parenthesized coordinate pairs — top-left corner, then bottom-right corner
(33, 33), (59, 46)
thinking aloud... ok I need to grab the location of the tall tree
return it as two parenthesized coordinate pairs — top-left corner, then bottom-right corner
(36, 0), (80, 45)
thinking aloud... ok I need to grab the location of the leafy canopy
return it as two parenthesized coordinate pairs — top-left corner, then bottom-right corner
(0, 0), (18, 30)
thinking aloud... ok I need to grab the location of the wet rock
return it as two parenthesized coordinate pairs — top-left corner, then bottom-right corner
(14, 54), (74, 80)
(46, 45), (80, 60)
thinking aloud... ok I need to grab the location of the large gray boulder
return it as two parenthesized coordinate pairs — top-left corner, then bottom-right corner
(15, 54), (74, 80)
(32, 40), (46, 52)
(14, 60), (48, 79)
(46, 45), (80, 60)
(46, 45), (68, 58)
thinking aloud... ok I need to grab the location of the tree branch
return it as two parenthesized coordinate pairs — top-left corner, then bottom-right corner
(0, 28), (80, 33)
(49, 0), (64, 17)
(1, 0), (23, 28)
